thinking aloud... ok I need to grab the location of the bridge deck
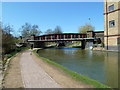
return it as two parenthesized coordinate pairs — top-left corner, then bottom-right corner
(28, 38), (95, 42)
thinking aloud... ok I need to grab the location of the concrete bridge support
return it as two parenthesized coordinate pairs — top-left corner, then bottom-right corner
(81, 40), (86, 49)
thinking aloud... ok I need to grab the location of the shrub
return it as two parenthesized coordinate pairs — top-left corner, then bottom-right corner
(4, 54), (12, 58)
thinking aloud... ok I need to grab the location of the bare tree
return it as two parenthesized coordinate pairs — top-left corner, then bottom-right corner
(20, 23), (32, 37)
(2, 24), (16, 54)
(45, 29), (53, 34)
(78, 23), (95, 34)
(20, 23), (42, 37)
(3, 25), (13, 34)
(54, 26), (63, 34)
(0, 22), (2, 53)
(31, 25), (42, 36)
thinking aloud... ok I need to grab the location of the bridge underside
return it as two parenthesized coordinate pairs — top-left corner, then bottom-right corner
(28, 38), (95, 49)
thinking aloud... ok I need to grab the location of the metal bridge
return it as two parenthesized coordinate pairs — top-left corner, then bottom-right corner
(28, 33), (94, 42)
(28, 33), (96, 49)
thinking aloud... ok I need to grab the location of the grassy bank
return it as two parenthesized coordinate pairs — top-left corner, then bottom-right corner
(33, 49), (111, 89)
(4, 47), (28, 58)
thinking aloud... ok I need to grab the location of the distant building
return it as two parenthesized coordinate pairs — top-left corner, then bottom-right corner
(104, 0), (120, 51)
(86, 31), (104, 44)
(94, 31), (104, 43)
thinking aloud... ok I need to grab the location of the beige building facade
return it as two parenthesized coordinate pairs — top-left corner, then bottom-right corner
(104, 0), (120, 51)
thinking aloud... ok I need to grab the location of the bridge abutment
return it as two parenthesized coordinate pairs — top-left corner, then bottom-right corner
(32, 42), (45, 48)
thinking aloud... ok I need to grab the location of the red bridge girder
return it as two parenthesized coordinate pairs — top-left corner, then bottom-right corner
(33, 33), (87, 41)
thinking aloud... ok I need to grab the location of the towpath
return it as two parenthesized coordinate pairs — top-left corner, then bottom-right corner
(20, 50), (60, 88)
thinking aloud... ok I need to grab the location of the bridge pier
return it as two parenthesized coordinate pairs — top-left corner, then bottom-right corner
(81, 40), (86, 49)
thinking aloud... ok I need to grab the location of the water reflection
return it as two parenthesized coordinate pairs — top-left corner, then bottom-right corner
(38, 48), (119, 88)
(104, 52), (119, 88)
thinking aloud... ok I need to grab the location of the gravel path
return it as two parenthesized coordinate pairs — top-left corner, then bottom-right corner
(20, 50), (60, 88)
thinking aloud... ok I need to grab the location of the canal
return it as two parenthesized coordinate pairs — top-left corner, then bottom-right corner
(38, 47), (119, 88)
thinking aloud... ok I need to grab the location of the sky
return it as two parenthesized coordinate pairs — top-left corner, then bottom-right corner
(2, 2), (104, 36)
(0, 2), (2, 21)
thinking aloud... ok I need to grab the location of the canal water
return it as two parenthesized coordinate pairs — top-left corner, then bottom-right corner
(38, 47), (119, 88)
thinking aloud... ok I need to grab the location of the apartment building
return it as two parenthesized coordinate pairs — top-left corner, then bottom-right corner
(104, 0), (120, 51)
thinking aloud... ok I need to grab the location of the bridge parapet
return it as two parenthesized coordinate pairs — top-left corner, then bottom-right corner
(30, 33), (87, 41)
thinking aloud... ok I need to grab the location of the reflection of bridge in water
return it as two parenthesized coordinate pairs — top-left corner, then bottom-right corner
(28, 33), (98, 49)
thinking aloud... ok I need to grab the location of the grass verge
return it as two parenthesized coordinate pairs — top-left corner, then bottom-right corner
(33, 49), (111, 89)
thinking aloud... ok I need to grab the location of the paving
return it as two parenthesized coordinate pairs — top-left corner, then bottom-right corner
(20, 50), (60, 88)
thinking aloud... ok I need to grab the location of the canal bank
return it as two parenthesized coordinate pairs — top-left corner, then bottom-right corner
(33, 49), (111, 88)
(92, 47), (120, 52)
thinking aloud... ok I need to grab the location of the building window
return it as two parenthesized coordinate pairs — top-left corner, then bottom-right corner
(108, 4), (114, 12)
(109, 20), (115, 27)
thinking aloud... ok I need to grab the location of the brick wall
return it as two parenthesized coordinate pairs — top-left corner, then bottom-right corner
(104, 0), (120, 51)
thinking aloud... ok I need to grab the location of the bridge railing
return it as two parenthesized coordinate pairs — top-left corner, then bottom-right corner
(37, 33), (87, 41)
